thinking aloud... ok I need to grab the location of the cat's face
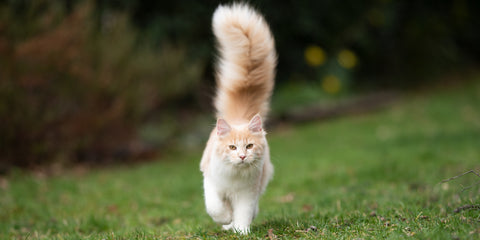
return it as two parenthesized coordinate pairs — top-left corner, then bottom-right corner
(215, 115), (266, 166)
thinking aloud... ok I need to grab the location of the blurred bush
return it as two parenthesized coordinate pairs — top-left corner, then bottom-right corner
(0, 1), (204, 171)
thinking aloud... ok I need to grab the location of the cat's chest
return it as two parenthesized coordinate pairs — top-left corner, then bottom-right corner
(210, 165), (261, 190)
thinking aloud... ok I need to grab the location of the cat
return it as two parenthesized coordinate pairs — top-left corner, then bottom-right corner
(199, 3), (277, 235)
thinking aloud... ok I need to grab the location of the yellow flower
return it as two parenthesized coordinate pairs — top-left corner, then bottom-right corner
(304, 45), (326, 67)
(337, 49), (358, 69)
(322, 75), (341, 94)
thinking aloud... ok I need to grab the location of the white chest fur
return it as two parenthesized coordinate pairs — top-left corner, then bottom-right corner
(203, 147), (268, 234)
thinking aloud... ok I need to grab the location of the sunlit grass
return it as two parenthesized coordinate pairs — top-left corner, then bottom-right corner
(1, 79), (480, 239)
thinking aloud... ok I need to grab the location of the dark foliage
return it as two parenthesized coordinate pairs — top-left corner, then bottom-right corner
(100, 0), (480, 87)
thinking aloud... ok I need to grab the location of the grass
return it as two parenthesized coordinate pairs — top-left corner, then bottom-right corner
(1, 79), (480, 239)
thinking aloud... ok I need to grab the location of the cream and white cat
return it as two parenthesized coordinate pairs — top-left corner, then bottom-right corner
(200, 3), (277, 235)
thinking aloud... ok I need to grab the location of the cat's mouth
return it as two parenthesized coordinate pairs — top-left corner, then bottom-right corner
(233, 158), (254, 166)
(237, 160), (246, 164)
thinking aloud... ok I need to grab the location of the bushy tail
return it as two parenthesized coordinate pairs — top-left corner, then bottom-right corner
(212, 3), (276, 123)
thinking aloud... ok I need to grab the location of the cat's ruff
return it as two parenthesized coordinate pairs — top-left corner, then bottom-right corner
(200, 3), (276, 235)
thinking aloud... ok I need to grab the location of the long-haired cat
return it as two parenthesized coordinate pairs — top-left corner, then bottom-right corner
(200, 3), (276, 234)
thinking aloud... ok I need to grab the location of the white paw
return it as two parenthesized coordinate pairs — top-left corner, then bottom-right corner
(209, 210), (232, 225)
(222, 223), (233, 230)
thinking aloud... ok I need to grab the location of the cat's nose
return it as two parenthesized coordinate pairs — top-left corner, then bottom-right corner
(239, 155), (246, 160)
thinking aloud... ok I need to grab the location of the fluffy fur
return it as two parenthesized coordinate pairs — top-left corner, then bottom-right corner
(200, 3), (276, 235)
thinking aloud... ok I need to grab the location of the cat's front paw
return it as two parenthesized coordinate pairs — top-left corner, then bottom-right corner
(222, 223), (233, 231)
(209, 210), (232, 225)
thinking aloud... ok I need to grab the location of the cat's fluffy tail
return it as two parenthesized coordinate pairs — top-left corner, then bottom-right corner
(212, 3), (276, 123)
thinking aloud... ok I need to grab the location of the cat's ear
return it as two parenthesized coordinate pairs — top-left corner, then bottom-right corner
(216, 118), (231, 137)
(248, 114), (263, 133)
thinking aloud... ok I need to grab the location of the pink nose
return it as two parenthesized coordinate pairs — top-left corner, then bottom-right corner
(239, 155), (246, 160)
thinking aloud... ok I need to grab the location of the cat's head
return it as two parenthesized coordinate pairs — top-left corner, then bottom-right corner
(215, 114), (266, 166)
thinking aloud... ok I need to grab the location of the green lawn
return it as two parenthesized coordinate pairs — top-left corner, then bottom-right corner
(2, 80), (480, 239)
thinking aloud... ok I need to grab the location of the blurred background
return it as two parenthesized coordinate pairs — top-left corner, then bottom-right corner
(1, 0), (479, 172)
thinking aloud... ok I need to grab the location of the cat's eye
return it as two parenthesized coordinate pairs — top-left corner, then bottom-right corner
(229, 145), (237, 150)
(246, 143), (254, 149)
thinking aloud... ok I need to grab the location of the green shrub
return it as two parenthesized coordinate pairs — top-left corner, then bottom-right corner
(0, 1), (203, 171)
